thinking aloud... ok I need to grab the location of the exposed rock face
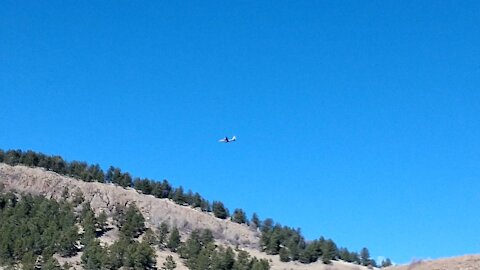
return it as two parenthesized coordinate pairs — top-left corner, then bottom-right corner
(0, 163), (259, 247)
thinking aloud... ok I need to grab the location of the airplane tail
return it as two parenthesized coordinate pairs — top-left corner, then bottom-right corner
(231, 136), (236, 141)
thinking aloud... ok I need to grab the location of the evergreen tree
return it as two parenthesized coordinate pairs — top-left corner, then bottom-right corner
(81, 239), (107, 270)
(143, 228), (158, 246)
(231, 208), (248, 224)
(120, 172), (133, 188)
(96, 211), (108, 233)
(43, 257), (62, 270)
(162, 255), (177, 270)
(108, 236), (130, 269)
(233, 250), (251, 270)
(191, 192), (203, 208)
(117, 204), (145, 238)
(132, 241), (157, 270)
(224, 247), (236, 269)
(167, 227), (181, 252)
(360, 247), (371, 266)
(158, 222), (170, 248)
(321, 239), (337, 264)
(251, 213), (261, 229)
(381, 258), (392, 267)
(299, 242), (319, 264)
(251, 258), (270, 270)
(172, 186), (186, 205)
(105, 166), (114, 183)
(81, 207), (97, 245)
(4, 149), (21, 165)
(200, 198), (210, 212)
(58, 226), (79, 257)
(212, 201), (229, 219)
(180, 230), (202, 262)
(279, 247), (290, 262)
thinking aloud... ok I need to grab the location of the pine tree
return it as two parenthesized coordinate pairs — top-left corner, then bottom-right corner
(360, 247), (371, 266)
(81, 240), (107, 270)
(119, 204), (145, 238)
(251, 258), (270, 270)
(96, 211), (108, 233)
(321, 239), (337, 264)
(279, 247), (290, 262)
(212, 201), (229, 219)
(251, 213), (261, 229)
(167, 227), (181, 252)
(132, 241), (157, 269)
(81, 207), (97, 245)
(158, 222), (170, 248)
(143, 228), (158, 246)
(231, 208), (248, 224)
(381, 258), (392, 267)
(162, 255), (177, 270)
(234, 250), (251, 270)
(43, 257), (62, 270)
(172, 186), (186, 205)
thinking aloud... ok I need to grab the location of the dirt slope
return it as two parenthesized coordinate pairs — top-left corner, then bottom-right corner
(390, 255), (480, 270)
(0, 163), (379, 270)
(0, 163), (258, 247)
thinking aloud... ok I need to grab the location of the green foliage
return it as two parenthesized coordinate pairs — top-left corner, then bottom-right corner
(232, 208), (248, 224)
(80, 205), (97, 245)
(0, 148), (379, 266)
(128, 241), (157, 269)
(176, 230), (269, 270)
(106, 236), (157, 270)
(212, 201), (229, 219)
(43, 257), (62, 270)
(209, 246), (234, 270)
(381, 258), (392, 267)
(251, 257), (270, 270)
(106, 166), (132, 187)
(279, 247), (290, 262)
(72, 189), (84, 206)
(179, 230), (209, 266)
(96, 210), (108, 233)
(360, 247), (371, 266)
(251, 213), (260, 229)
(81, 239), (107, 270)
(321, 239), (338, 264)
(162, 255), (177, 270)
(158, 222), (170, 249)
(0, 193), (78, 268)
(115, 203), (146, 239)
(167, 227), (181, 252)
(171, 186), (186, 205)
(143, 228), (158, 246)
(233, 250), (251, 270)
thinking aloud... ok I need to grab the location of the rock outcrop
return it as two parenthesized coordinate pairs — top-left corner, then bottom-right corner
(0, 163), (259, 247)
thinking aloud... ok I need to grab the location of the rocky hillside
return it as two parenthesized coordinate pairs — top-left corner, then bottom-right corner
(0, 163), (258, 247)
(0, 163), (379, 270)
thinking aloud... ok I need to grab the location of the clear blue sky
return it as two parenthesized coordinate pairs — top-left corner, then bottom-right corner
(1, 1), (479, 264)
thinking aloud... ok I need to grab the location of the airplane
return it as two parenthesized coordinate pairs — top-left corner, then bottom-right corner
(219, 136), (236, 143)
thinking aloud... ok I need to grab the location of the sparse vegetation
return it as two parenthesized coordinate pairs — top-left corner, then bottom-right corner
(0, 148), (379, 267)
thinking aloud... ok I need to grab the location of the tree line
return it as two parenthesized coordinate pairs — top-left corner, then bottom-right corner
(0, 191), (271, 269)
(0, 149), (391, 267)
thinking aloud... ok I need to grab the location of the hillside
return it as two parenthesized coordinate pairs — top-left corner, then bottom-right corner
(0, 163), (379, 270)
(390, 255), (480, 270)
